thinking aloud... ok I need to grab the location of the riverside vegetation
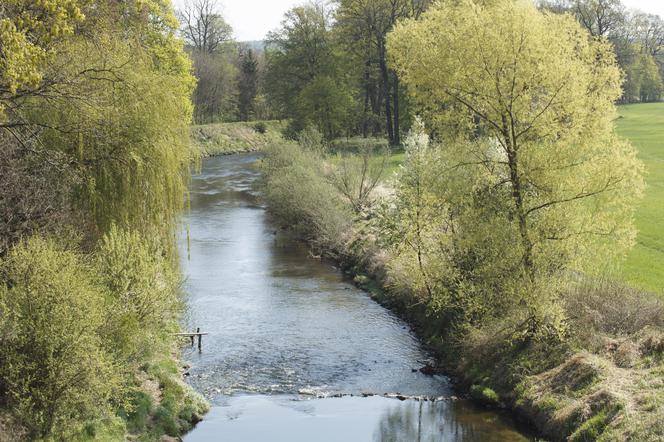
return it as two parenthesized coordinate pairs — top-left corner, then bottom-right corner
(2, 0), (664, 440)
(259, 1), (664, 441)
(0, 0), (207, 440)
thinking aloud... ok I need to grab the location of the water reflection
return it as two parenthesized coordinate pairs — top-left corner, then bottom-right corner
(184, 396), (531, 442)
(376, 399), (530, 441)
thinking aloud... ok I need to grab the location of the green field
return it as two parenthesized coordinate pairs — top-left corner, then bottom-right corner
(616, 103), (664, 294)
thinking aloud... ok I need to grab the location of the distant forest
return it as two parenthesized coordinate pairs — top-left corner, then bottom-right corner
(180, 0), (664, 142)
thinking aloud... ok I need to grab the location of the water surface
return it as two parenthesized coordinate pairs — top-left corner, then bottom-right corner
(180, 154), (532, 441)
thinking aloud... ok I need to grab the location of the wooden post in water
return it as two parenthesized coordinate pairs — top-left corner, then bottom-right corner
(173, 330), (207, 351)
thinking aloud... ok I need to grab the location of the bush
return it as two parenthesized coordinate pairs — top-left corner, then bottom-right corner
(96, 225), (182, 365)
(260, 140), (352, 255)
(565, 277), (664, 339)
(0, 238), (120, 438)
(253, 122), (267, 134)
(470, 385), (500, 406)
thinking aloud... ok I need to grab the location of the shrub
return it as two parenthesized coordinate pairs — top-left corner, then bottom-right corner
(96, 225), (182, 366)
(470, 385), (500, 406)
(0, 238), (120, 438)
(253, 122), (267, 134)
(260, 141), (352, 255)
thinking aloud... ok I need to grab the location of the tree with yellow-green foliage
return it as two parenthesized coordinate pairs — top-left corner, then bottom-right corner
(0, 0), (83, 117)
(1, 0), (195, 247)
(387, 0), (644, 335)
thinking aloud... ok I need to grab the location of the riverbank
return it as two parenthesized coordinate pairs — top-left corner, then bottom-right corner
(191, 121), (287, 156)
(258, 139), (664, 441)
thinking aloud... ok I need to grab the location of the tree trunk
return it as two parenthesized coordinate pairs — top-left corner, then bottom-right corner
(363, 60), (371, 138)
(503, 116), (534, 276)
(393, 74), (400, 146)
(379, 47), (395, 145)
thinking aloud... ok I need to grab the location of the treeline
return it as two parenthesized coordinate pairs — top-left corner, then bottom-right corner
(177, 0), (269, 124)
(263, 0), (430, 142)
(197, 0), (663, 142)
(261, 0), (664, 440)
(539, 0), (664, 103)
(1, 0), (205, 440)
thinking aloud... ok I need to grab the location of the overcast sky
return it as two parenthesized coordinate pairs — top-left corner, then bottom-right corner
(171, 0), (664, 42)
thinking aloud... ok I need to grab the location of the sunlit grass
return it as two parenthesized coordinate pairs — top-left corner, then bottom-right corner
(616, 103), (664, 294)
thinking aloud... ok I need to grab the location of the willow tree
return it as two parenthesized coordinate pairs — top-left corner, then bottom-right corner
(4, 0), (197, 242)
(388, 0), (644, 331)
(0, 0), (84, 122)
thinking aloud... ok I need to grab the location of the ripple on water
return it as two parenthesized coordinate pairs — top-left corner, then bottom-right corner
(179, 154), (534, 441)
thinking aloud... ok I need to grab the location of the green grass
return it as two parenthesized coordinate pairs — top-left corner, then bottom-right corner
(327, 137), (405, 177)
(616, 103), (664, 294)
(191, 120), (286, 156)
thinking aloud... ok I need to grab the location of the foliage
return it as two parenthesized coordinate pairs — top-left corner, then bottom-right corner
(191, 120), (286, 156)
(328, 142), (388, 212)
(238, 48), (259, 121)
(97, 226), (182, 366)
(260, 139), (353, 253)
(264, 2), (356, 140)
(0, 237), (120, 438)
(621, 49), (663, 103)
(0, 0), (205, 439)
(0, 0), (84, 118)
(0, 130), (83, 256)
(374, 119), (450, 302)
(334, 0), (431, 144)
(388, 0), (644, 336)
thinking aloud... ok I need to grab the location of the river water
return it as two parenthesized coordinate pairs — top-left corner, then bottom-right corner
(179, 154), (533, 441)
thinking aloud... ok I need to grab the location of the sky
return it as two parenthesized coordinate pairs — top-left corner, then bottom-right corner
(172, 0), (664, 42)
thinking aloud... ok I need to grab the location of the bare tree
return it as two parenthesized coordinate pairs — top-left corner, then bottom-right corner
(178, 0), (233, 53)
(574, 0), (625, 38)
(328, 144), (388, 213)
(632, 12), (664, 57)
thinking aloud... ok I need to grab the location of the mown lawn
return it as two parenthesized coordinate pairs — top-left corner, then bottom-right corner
(616, 103), (664, 294)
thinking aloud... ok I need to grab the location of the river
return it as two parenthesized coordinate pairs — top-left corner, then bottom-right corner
(179, 154), (533, 441)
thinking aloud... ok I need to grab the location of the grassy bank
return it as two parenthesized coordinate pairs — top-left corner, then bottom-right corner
(259, 137), (664, 441)
(616, 104), (664, 294)
(191, 120), (287, 156)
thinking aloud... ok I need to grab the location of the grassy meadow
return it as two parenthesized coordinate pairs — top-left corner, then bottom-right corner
(616, 103), (664, 294)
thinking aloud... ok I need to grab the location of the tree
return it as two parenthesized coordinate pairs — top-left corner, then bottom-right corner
(632, 12), (664, 58)
(238, 48), (259, 121)
(375, 119), (448, 301)
(632, 52), (664, 102)
(335, 0), (431, 145)
(572, 0), (625, 38)
(178, 0), (233, 54)
(0, 0), (84, 123)
(190, 47), (239, 123)
(177, 0), (237, 123)
(265, 2), (355, 139)
(388, 0), (644, 331)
